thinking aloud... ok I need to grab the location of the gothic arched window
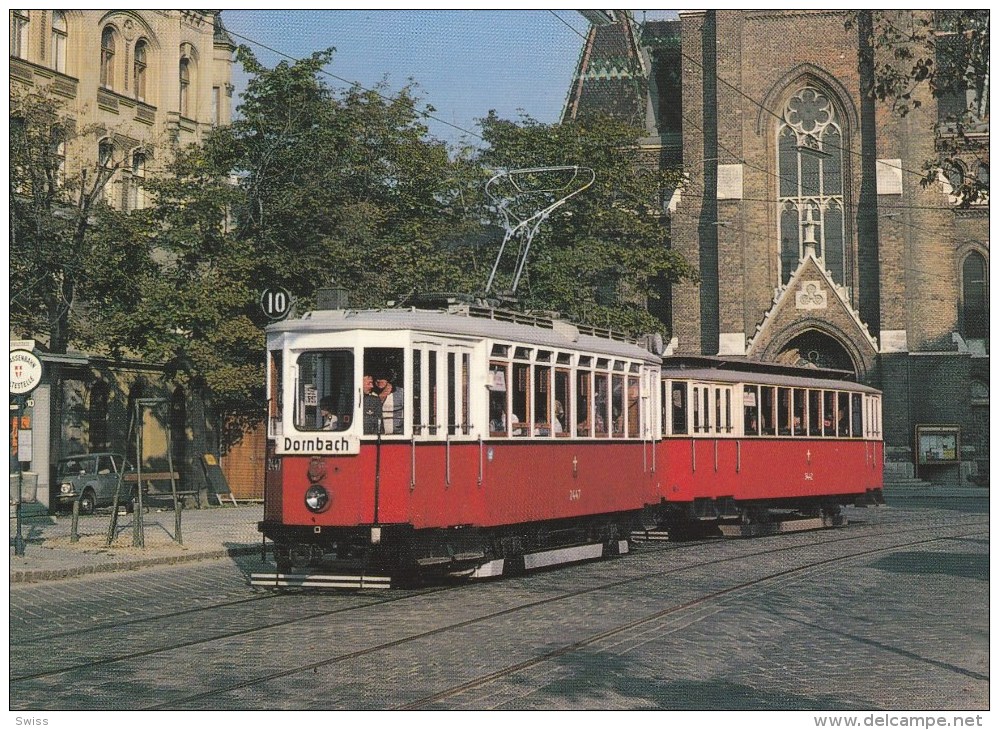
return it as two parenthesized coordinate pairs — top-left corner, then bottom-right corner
(777, 86), (846, 284)
(962, 251), (988, 339)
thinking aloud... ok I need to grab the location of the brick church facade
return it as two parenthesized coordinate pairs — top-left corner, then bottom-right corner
(565, 10), (989, 486)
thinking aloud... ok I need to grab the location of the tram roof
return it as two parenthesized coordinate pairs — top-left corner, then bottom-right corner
(268, 305), (661, 363)
(661, 365), (881, 393)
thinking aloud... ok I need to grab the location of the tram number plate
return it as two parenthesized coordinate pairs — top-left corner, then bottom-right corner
(804, 472), (814, 481)
(569, 489), (582, 501)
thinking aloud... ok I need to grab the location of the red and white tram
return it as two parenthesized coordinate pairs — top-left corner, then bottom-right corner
(256, 298), (883, 587)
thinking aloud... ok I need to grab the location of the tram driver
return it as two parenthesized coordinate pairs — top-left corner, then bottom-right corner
(362, 374), (382, 435)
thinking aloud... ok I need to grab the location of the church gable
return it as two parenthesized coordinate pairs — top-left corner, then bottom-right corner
(746, 255), (878, 376)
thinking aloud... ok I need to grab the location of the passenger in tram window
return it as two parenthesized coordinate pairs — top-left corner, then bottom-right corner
(489, 399), (506, 435)
(375, 371), (405, 434)
(627, 379), (640, 436)
(837, 409), (849, 437)
(553, 400), (565, 434)
(362, 374), (382, 435)
(510, 413), (524, 436)
(320, 397), (338, 430)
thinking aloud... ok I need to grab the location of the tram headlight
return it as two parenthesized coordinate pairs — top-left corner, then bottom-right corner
(304, 485), (330, 513)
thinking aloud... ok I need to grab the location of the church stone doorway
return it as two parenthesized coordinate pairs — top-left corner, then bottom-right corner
(773, 330), (857, 376)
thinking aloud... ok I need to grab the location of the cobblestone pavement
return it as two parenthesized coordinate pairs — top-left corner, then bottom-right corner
(9, 496), (988, 711)
(9, 503), (264, 582)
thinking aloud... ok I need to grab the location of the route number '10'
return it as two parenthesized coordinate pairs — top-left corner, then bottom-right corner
(260, 287), (292, 321)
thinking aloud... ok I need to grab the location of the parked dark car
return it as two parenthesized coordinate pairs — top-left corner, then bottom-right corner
(54, 453), (133, 515)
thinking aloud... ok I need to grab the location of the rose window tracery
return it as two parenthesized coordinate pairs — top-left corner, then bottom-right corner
(777, 86), (847, 286)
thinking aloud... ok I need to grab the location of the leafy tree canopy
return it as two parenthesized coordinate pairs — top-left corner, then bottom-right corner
(851, 10), (989, 205)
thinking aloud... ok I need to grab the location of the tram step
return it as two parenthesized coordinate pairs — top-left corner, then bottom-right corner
(249, 572), (391, 590)
(631, 530), (670, 542)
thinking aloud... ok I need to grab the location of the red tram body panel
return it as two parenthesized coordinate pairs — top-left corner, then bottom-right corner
(257, 302), (884, 579)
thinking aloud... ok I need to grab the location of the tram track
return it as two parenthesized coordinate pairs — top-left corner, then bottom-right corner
(395, 525), (990, 710)
(12, 516), (981, 709)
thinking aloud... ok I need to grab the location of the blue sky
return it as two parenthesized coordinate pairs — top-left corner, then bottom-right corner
(221, 10), (676, 150)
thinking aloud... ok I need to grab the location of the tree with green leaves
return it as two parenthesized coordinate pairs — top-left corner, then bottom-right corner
(475, 111), (693, 336)
(10, 91), (152, 355)
(221, 46), (489, 309)
(852, 10), (989, 205)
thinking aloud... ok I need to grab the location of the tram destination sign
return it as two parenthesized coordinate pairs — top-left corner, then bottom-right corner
(276, 432), (361, 456)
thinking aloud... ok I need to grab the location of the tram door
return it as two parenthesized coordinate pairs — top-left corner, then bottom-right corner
(410, 340), (481, 526)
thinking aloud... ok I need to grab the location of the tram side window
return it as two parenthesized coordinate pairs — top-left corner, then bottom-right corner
(365, 347), (405, 435)
(488, 362), (510, 436)
(412, 350), (422, 434)
(793, 389), (805, 436)
(822, 391), (836, 436)
(760, 387), (776, 436)
(837, 392), (850, 437)
(594, 373), (609, 437)
(534, 364), (551, 436)
(447, 353), (457, 436)
(269, 350), (282, 437)
(777, 388), (791, 435)
(693, 386), (701, 433)
(724, 388), (732, 433)
(627, 376), (640, 437)
(671, 382), (688, 435)
(808, 390), (821, 436)
(714, 388), (722, 435)
(611, 374), (625, 437)
(554, 369), (570, 437)
(851, 393), (863, 438)
(428, 351), (438, 435)
(462, 354), (471, 435)
(295, 350), (354, 432)
(512, 363), (530, 437)
(743, 385), (759, 436)
(577, 370), (592, 437)
(702, 386), (711, 433)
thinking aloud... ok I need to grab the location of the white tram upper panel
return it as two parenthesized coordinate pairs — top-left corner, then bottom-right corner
(266, 305), (661, 364)
(266, 304), (663, 454)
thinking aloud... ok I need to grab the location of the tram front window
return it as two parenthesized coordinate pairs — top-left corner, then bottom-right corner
(295, 350), (354, 432)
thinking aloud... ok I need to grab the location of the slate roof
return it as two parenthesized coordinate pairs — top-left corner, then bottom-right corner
(562, 11), (648, 127)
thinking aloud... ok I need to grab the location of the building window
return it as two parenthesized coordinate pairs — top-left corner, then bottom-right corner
(962, 251), (988, 339)
(133, 39), (148, 101)
(212, 85), (221, 126)
(777, 86), (847, 284)
(934, 10), (989, 132)
(100, 25), (116, 89)
(51, 10), (67, 72)
(97, 139), (114, 203)
(51, 130), (66, 189)
(129, 151), (146, 210)
(11, 10), (29, 59)
(179, 57), (191, 117)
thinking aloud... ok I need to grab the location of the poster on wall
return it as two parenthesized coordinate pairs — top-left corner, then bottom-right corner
(915, 425), (960, 464)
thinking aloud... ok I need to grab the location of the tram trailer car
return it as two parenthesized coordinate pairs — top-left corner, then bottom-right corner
(658, 356), (883, 532)
(258, 300), (883, 582)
